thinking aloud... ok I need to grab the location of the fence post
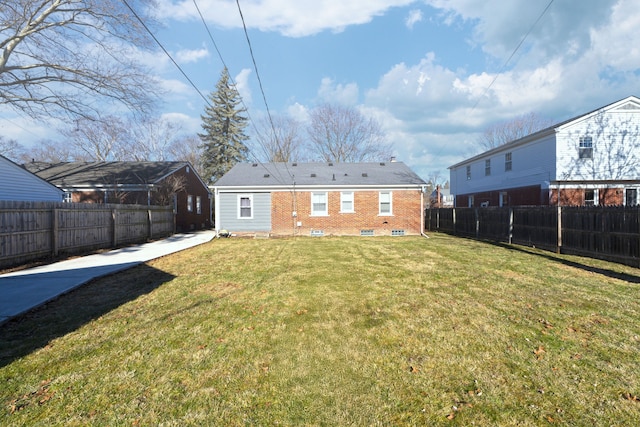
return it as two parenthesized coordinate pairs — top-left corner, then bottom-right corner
(52, 208), (59, 256)
(557, 205), (562, 254)
(148, 209), (153, 240)
(453, 208), (457, 235)
(475, 208), (480, 239)
(112, 208), (117, 247)
(508, 207), (514, 244)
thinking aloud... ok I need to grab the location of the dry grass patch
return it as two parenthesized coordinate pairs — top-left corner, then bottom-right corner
(2, 234), (640, 425)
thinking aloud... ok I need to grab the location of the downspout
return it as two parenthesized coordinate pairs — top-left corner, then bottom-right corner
(214, 188), (221, 236)
(420, 185), (429, 238)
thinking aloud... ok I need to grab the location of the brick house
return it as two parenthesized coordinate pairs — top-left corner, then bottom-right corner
(25, 161), (211, 232)
(212, 162), (427, 237)
(449, 95), (640, 207)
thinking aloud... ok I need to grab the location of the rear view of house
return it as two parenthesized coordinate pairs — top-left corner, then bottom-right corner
(212, 162), (427, 237)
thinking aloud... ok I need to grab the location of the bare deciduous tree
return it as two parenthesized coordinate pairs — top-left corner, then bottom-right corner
(307, 103), (392, 163)
(59, 116), (128, 161)
(254, 114), (304, 162)
(478, 112), (554, 151)
(127, 116), (183, 161)
(22, 138), (80, 163)
(0, 0), (160, 122)
(0, 136), (25, 162)
(169, 135), (205, 178)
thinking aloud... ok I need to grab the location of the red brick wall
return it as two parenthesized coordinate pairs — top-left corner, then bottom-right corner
(549, 188), (624, 206)
(271, 189), (423, 236)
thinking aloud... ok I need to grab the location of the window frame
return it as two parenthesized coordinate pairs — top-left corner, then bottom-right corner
(196, 196), (202, 214)
(579, 136), (593, 159)
(466, 165), (471, 180)
(340, 191), (355, 213)
(584, 189), (598, 206)
(505, 152), (512, 172)
(187, 194), (193, 212)
(311, 192), (328, 216)
(379, 191), (392, 215)
(485, 159), (491, 176)
(238, 195), (253, 219)
(626, 188), (638, 206)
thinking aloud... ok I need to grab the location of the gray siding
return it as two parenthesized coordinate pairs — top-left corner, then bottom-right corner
(1, 158), (63, 201)
(218, 192), (271, 232)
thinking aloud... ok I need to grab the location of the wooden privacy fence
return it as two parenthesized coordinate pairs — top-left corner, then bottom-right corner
(426, 206), (640, 267)
(0, 201), (175, 269)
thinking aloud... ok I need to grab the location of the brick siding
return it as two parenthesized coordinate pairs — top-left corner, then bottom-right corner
(271, 190), (423, 236)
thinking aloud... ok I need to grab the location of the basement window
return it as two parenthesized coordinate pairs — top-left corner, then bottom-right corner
(310, 230), (324, 237)
(360, 229), (374, 236)
(391, 230), (405, 236)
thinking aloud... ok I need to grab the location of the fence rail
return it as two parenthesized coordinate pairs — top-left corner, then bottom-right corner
(0, 201), (174, 269)
(426, 206), (640, 267)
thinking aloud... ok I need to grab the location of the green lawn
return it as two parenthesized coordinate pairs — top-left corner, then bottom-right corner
(2, 234), (640, 426)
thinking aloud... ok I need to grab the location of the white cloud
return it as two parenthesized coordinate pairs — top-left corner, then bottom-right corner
(317, 78), (360, 105)
(234, 68), (253, 106)
(176, 46), (210, 63)
(156, 0), (416, 37)
(405, 9), (423, 29)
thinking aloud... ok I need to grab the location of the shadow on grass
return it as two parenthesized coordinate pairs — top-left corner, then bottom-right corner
(0, 264), (175, 368)
(490, 241), (640, 284)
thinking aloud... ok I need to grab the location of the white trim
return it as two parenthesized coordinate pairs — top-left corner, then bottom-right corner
(238, 194), (254, 219)
(379, 191), (393, 216)
(311, 191), (328, 216)
(340, 191), (355, 213)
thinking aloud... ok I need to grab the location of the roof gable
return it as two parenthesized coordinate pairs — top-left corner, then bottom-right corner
(213, 162), (426, 188)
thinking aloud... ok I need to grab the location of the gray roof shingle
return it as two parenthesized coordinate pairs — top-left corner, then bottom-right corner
(213, 162), (426, 187)
(23, 161), (189, 187)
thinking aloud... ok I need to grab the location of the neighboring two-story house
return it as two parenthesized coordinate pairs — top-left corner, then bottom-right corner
(212, 162), (427, 237)
(449, 96), (640, 207)
(24, 161), (211, 232)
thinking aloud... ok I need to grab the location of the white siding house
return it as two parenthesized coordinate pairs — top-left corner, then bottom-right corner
(449, 96), (640, 207)
(0, 155), (63, 202)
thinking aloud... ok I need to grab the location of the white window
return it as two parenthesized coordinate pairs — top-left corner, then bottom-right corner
(238, 195), (253, 219)
(340, 192), (354, 213)
(64, 192), (73, 203)
(579, 136), (593, 159)
(485, 159), (491, 176)
(187, 195), (193, 212)
(311, 192), (328, 216)
(466, 165), (471, 180)
(584, 189), (598, 206)
(468, 195), (474, 207)
(379, 191), (392, 215)
(505, 152), (512, 171)
(196, 196), (202, 214)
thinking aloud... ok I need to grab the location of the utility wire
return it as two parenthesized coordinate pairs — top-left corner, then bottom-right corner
(122, 0), (211, 108)
(235, 0), (294, 181)
(471, 0), (555, 112)
(192, 0), (290, 185)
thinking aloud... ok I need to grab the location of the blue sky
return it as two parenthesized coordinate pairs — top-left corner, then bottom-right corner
(4, 0), (640, 180)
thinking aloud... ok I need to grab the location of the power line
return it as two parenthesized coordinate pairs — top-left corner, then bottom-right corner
(192, 0), (291, 185)
(121, 0), (211, 108)
(234, 0), (295, 182)
(471, 0), (555, 112)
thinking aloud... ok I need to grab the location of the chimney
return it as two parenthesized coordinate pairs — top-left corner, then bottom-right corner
(390, 156), (397, 162)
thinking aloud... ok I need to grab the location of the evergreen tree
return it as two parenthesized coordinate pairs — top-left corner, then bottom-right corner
(199, 68), (249, 183)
